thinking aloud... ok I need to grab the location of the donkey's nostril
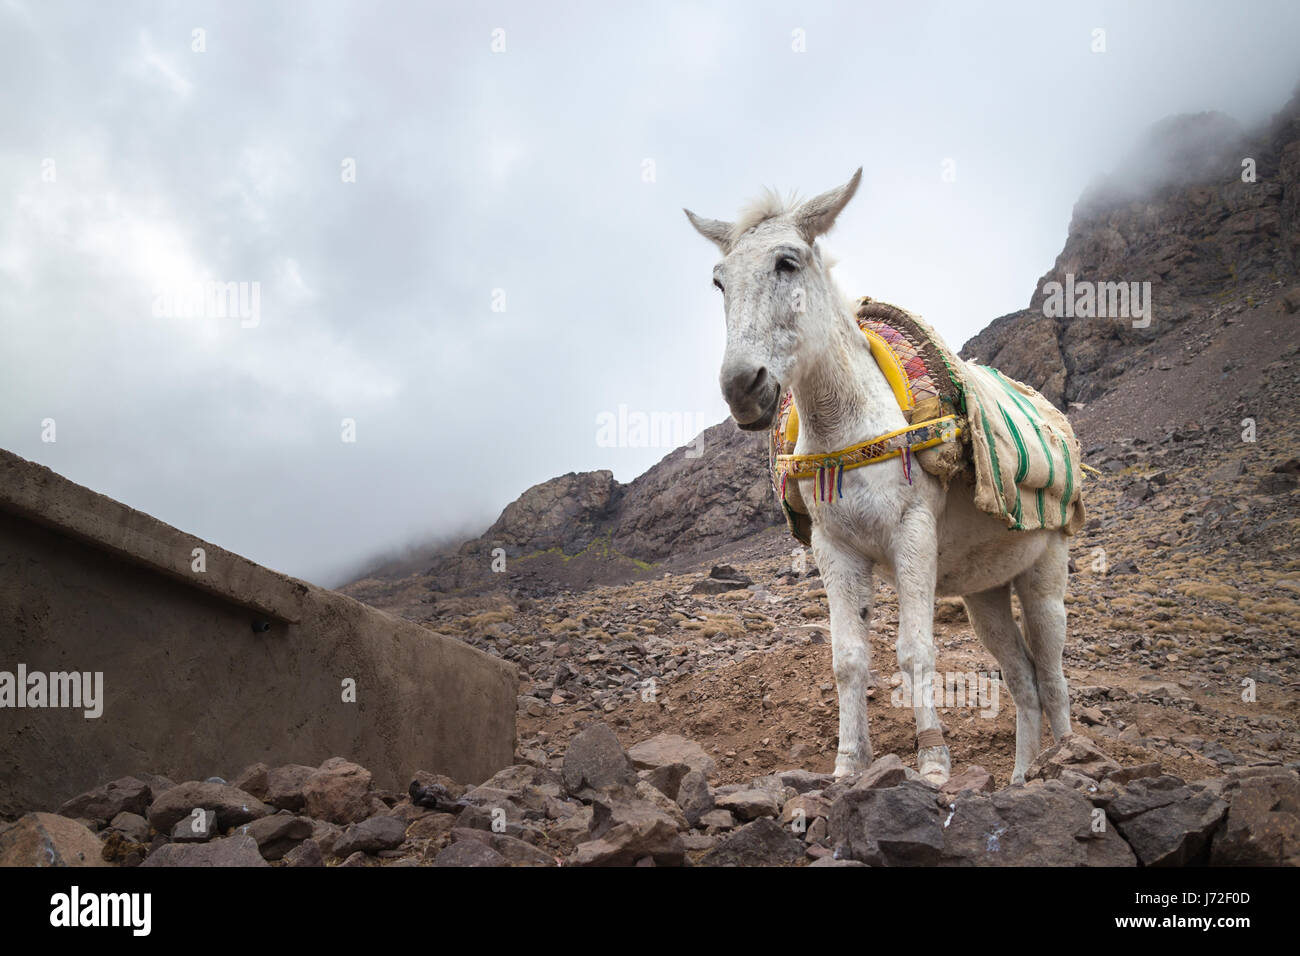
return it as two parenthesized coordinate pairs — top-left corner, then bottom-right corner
(720, 363), (773, 413)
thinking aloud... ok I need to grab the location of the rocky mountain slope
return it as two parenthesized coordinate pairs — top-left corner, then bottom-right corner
(346, 85), (1300, 609)
(343, 420), (776, 608)
(961, 90), (1300, 407)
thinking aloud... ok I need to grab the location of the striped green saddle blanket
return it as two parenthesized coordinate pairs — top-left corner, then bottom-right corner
(961, 360), (1085, 534)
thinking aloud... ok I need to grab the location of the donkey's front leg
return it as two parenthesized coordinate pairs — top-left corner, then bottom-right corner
(811, 532), (875, 778)
(894, 508), (950, 786)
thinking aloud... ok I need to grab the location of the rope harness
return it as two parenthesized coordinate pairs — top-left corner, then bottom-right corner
(777, 415), (963, 503)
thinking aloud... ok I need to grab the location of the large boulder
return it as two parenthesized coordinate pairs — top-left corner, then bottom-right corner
(715, 789), (781, 822)
(1110, 787), (1227, 866)
(331, 815), (408, 858)
(854, 754), (909, 791)
(941, 781), (1135, 866)
(626, 733), (717, 779)
(477, 765), (565, 812)
(106, 812), (150, 844)
(675, 770), (714, 827)
(562, 723), (637, 795)
(433, 840), (507, 867)
(230, 763), (270, 799)
(829, 783), (946, 866)
(264, 764), (318, 811)
(700, 817), (803, 867)
(146, 782), (272, 833)
(1208, 768), (1300, 866)
(302, 758), (374, 824)
(0, 813), (110, 867)
(589, 788), (682, 840)
(233, 814), (314, 861)
(571, 817), (685, 867)
(940, 766), (995, 796)
(57, 777), (152, 824)
(448, 828), (557, 866)
(1105, 775), (1194, 821)
(141, 834), (269, 867)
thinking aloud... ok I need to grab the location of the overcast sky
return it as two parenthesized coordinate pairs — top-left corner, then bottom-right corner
(2, 0), (1298, 586)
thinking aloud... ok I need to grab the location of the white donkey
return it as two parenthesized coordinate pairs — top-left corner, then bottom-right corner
(685, 169), (1071, 785)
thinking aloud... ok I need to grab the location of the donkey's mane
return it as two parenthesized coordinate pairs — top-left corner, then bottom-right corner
(729, 187), (801, 246)
(730, 186), (839, 273)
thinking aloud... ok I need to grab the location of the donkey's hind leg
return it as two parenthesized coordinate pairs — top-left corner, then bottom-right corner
(1014, 535), (1072, 743)
(963, 584), (1042, 784)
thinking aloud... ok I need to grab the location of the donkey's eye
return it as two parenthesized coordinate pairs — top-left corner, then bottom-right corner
(713, 278), (725, 292)
(776, 256), (800, 274)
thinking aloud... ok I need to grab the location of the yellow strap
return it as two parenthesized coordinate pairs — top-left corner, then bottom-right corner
(774, 434), (951, 478)
(861, 327), (915, 414)
(777, 416), (961, 480)
(779, 415), (958, 466)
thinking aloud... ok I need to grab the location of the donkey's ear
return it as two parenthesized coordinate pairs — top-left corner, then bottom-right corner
(794, 167), (862, 242)
(684, 209), (734, 253)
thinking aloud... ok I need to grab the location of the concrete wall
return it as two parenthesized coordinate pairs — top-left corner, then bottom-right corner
(0, 449), (516, 816)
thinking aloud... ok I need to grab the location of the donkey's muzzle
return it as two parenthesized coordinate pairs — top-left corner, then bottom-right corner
(721, 364), (781, 431)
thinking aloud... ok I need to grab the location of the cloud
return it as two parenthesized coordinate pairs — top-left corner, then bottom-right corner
(2, 0), (1298, 585)
(132, 29), (192, 98)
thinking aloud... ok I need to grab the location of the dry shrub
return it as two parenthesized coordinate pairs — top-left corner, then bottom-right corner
(1174, 582), (1243, 605)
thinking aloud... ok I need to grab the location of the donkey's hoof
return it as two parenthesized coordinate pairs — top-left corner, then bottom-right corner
(834, 752), (872, 779)
(919, 762), (950, 786)
(918, 746), (950, 786)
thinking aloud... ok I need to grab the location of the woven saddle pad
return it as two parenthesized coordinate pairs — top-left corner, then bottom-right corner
(768, 297), (1083, 545)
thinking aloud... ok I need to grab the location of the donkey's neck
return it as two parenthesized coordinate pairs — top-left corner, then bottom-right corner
(790, 295), (909, 453)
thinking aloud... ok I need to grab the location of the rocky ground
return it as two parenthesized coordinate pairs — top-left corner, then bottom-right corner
(339, 282), (1300, 803)
(2, 724), (1295, 866)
